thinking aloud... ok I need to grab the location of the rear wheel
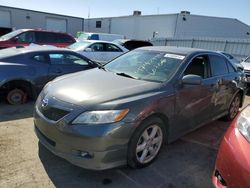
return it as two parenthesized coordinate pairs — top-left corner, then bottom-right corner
(127, 117), (166, 168)
(6, 88), (27, 105)
(225, 93), (241, 121)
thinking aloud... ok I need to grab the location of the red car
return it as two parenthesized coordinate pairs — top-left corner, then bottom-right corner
(0, 29), (76, 49)
(213, 105), (250, 188)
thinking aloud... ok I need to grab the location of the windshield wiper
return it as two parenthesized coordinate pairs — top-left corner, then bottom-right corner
(116, 72), (136, 79)
(98, 64), (106, 71)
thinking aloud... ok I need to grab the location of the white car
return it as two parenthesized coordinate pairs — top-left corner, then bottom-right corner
(241, 55), (250, 84)
(68, 40), (128, 64)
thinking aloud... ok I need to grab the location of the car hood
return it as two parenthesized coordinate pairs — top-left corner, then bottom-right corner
(46, 68), (162, 106)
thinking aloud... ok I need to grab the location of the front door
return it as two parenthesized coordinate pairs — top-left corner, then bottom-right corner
(173, 55), (217, 137)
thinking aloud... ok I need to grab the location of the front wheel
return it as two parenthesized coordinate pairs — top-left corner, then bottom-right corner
(127, 117), (166, 168)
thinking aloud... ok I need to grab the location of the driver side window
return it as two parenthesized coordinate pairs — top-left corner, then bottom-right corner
(184, 55), (210, 79)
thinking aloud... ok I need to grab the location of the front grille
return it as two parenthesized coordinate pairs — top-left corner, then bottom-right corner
(244, 70), (250, 76)
(35, 126), (56, 147)
(39, 106), (69, 121)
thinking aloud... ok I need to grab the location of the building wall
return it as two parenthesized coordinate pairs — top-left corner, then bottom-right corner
(84, 15), (177, 40)
(84, 13), (250, 40)
(175, 14), (250, 39)
(0, 6), (84, 36)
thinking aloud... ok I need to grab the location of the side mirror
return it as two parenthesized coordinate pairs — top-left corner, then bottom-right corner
(84, 47), (92, 52)
(182, 74), (202, 85)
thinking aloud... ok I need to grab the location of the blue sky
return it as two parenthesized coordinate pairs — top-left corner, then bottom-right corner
(0, 0), (249, 25)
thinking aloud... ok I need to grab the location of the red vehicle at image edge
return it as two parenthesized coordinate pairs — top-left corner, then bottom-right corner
(213, 105), (250, 188)
(0, 29), (76, 49)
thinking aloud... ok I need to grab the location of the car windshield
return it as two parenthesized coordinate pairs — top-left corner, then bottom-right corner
(0, 29), (25, 40)
(77, 33), (90, 41)
(105, 50), (185, 83)
(68, 42), (91, 51)
(245, 56), (250, 63)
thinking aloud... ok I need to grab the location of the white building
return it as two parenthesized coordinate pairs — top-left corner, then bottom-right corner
(84, 11), (250, 40)
(0, 5), (84, 36)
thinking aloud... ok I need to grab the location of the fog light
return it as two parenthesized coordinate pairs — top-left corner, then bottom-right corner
(215, 170), (227, 186)
(79, 151), (94, 159)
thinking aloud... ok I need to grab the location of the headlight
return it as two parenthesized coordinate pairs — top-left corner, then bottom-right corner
(237, 106), (250, 142)
(72, 109), (129, 125)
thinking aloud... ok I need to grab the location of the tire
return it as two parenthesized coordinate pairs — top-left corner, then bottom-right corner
(225, 93), (241, 121)
(127, 117), (166, 168)
(6, 88), (27, 105)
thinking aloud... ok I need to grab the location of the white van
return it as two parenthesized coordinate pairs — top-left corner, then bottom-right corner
(76, 32), (125, 42)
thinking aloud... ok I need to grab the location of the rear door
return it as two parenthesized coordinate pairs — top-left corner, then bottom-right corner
(47, 52), (93, 80)
(209, 54), (237, 115)
(28, 53), (50, 90)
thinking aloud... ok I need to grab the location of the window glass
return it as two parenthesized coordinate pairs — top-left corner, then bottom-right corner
(106, 43), (122, 52)
(227, 61), (236, 73)
(96, 21), (102, 28)
(57, 34), (73, 43)
(33, 55), (47, 63)
(90, 43), (105, 52)
(209, 55), (228, 76)
(90, 34), (99, 40)
(245, 56), (250, 63)
(49, 53), (88, 65)
(37, 32), (57, 43)
(105, 50), (184, 83)
(184, 55), (210, 79)
(17, 32), (36, 43)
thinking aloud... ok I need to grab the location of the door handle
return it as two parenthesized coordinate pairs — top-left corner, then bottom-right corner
(54, 69), (62, 74)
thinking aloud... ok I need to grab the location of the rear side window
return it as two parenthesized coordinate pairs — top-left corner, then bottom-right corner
(106, 43), (122, 52)
(209, 55), (228, 76)
(33, 55), (47, 63)
(57, 34), (74, 43)
(36, 32), (57, 43)
(89, 43), (104, 52)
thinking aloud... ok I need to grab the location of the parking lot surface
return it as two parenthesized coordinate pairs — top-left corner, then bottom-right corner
(0, 95), (250, 188)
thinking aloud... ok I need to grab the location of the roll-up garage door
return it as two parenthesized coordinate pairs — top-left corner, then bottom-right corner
(46, 18), (67, 32)
(0, 10), (11, 28)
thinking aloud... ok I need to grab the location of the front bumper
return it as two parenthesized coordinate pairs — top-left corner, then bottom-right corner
(213, 125), (250, 188)
(34, 107), (135, 170)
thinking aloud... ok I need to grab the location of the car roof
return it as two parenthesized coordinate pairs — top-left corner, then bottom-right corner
(16, 28), (71, 35)
(0, 45), (74, 58)
(137, 46), (214, 56)
(76, 40), (119, 44)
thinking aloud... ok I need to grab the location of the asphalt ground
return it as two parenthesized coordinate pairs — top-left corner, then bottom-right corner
(0, 95), (249, 188)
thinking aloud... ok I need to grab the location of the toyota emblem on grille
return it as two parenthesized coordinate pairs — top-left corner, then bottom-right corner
(42, 98), (49, 108)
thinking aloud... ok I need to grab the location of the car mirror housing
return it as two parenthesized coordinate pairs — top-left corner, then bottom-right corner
(182, 74), (202, 85)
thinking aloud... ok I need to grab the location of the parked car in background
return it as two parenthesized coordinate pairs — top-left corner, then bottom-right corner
(219, 51), (244, 71)
(0, 46), (97, 105)
(76, 32), (124, 42)
(0, 29), (76, 49)
(68, 40), (128, 64)
(213, 105), (250, 188)
(113, 39), (153, 51)
(34, 47), (246, 170)
(241, 55), (250, 84)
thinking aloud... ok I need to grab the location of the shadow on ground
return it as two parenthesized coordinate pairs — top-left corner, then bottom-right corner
(0, 101), (34, 122)
(38, 138), (216, 188)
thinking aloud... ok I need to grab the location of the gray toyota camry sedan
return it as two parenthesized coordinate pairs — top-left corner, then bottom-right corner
(34, 46), (247, 170)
